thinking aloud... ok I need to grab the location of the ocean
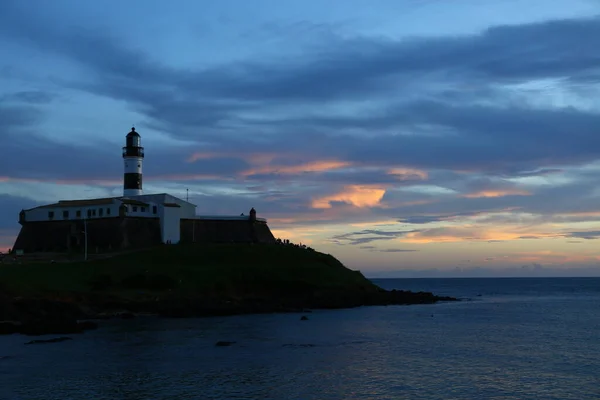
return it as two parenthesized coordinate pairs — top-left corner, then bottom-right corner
(1, 278), (599, 399)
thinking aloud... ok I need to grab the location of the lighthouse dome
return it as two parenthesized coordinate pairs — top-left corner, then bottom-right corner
(127, 127), (140, 137)
(125, 127), (142, 149)
(123, 126), (144, 157)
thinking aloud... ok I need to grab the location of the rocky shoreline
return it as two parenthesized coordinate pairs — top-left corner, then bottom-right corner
(0, 289), (457, 336)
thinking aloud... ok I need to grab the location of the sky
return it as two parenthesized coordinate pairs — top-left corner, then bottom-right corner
(2, 0), (600, 277)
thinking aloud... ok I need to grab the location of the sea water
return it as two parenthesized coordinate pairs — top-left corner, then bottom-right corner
(0, 278), (599, 399)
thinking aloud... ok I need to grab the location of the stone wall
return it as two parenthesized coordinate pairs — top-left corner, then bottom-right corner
(12, 216), (276, 254)
(180, 219), (276, 244)
(12, 217), (162, 254)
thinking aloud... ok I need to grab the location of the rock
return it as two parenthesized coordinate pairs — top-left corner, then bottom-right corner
(25, 337), (72, 345)
(77, 321), (98, 331)
(0, 321), (20, 335)
(121, 274), (147, 289)
(300, 315), (309, 321)
(19, 319), (78, 336)
(215, 341), (236, 347)
(147, 275), (177, 291)
(119, 312), (135, 320)
(89, 274), (113, 291)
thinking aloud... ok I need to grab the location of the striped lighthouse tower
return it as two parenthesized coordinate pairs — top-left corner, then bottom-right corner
(122, 127), (144, 197)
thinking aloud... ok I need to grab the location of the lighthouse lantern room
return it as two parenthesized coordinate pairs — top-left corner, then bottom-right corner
(122, 127), (144, 196)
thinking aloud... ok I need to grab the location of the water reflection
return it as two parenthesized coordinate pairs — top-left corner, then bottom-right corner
(1, 279), (600, 399)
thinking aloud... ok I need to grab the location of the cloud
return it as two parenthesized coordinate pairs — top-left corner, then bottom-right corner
(0, 102), (43, 133)
(564, 230), (600, 240)
(463, 189), (531, 198)
(2, 3), (600, 273)
(399, 226), (562, 244)
(0, 194), (44, 250)
(331, 229), (412, 245)
(1, 90), (55, 104)
(312, 185), (386, 209)
(3, 7), (600, 174)
(368, 264), (600, 278)
(243, 160), (352, 177)
(397, 210), (490, 224)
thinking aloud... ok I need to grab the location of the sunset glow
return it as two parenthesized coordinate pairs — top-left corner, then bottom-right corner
(2, 0), (600, 276)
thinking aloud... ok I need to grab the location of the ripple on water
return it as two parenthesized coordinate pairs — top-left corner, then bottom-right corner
(1, 278), (600, 399)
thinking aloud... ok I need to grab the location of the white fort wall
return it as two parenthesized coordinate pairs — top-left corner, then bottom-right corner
(159, 204), (181, 244)
(23, 199), (159, 222)
(131, 193), (196, 218)
(24, 202), (121, 222)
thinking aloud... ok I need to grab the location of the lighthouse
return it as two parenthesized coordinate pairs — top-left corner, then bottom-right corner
(122, 127), (144, 196)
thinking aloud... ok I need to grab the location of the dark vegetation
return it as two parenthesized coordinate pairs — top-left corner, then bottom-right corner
(0, 243), (456, 335)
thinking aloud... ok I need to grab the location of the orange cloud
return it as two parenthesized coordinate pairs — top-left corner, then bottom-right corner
(350, 219), (400, 227)
(312, 185), (386, 209)
(187, 151), (282, 164)
(270, 226), (331, 245)
(187, 151), (352, 176)
(462, 189), (531, 198)
(400, 227), (559, 244)
(387, 168), (428, 180)
(510, 250), (600, 264)
(244, 160), (352, 176)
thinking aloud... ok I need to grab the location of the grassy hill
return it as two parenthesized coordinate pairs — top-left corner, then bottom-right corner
(0, 243), (378, 298)
(1, 244), (456, 335)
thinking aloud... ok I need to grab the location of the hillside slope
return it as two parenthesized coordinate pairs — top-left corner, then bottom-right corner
(0, 244), (456, 334)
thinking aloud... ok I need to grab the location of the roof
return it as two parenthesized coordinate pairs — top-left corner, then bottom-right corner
(58, 198), (115, 206)
(24, 192), (195, 211)
(29, 197), (117, 210)
(128, 193), (197, 207)
(126, 127), (140, 137)
(119, 198), (149, 206)
(26, 196), (150, 211)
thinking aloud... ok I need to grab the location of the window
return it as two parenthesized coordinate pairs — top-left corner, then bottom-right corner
(76, 210), (81, 218)
(87, 209), (92, 218)
(48, 211), (54, 219)
(133, 206), (138, 212)
(106, 208), (111, 215)
(141, 207), (146, 212)
(92, 209), (96, 216)
(99, 208), (103, 217)
(63, 210), (69, 219)
(152, 206), (157, 214)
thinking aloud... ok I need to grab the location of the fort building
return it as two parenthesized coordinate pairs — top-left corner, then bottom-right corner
(12, 127), (275, 254)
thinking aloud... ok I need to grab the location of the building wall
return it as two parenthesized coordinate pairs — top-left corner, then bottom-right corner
(180, 219), (276, 244)
(121, 203), (157, 218)
(12, 216), (275, 253)
(12, 217), (162, 254)
(24, 202), (121, 222)
(23, 201), (160, 222)
(159, 205), (181, 244)
(132, 193), (196, 218)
